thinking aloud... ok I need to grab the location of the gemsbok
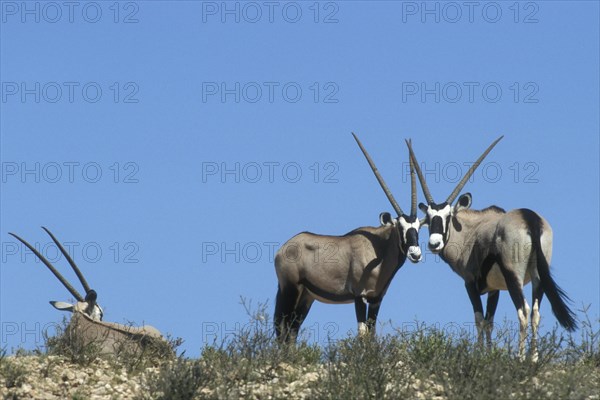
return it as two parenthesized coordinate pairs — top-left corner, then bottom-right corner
(274, 133), (422, 343)
(406, 137), (576, 360)
(9, 227), (171, 357)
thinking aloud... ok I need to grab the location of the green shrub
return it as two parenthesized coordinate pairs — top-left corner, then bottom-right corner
(0, 351), (28, 389)
(44, 316), (102, 366)
(137, 357), (204, 400)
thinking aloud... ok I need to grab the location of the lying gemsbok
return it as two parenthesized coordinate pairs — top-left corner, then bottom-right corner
(274, 133), (422, 343)
(9, 227), (171, 357)
(406, 137), (576, 360)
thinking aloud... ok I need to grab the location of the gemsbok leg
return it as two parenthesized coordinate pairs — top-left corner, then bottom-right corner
(355, 298), (368, 335)
(274, 285), (300, 342)
(497, 256), (530, 361)
(484, 290), (500, 347)
(530, 275), (544, 362)
(355, 298), (382, 335)
(366, 300), (381, 333)
(289, 290), (314, 341)
(465, 281), (487, 347)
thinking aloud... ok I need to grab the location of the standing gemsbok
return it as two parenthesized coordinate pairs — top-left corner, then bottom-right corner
(9, 228), (170, 357)
(274, 133), (422, 343)
(406, 137), (576, 360)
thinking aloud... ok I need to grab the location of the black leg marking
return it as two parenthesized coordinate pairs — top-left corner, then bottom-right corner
(366, 301), (381, 332)
(483, 290), (500, 348)
(274, 287), (285, 340)
(290, 293), (313, 340)
(465, 281), (484, 315)
(498, 260), (525, 310)
(530, 276), (544, 360)
(274, 285), (300, 343)
(485, 290), (500, 321)
(355, 298), (367, 325)
(498, 256), (529, 359)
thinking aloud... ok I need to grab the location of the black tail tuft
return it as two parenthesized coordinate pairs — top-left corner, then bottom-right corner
(524, 209), (577, 331)
(537, 257), (578, 331)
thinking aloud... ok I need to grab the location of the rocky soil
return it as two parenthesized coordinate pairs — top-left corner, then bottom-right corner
(3, 353), (599, 400)
(1, 355), (144, 399)
(0, 354), (452, 400)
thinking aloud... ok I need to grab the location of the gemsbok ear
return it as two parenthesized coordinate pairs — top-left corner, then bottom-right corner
(379, 212), (393, 226)
(455, 193), (472, 212)
(50, 301), (74, 313)
(418, 202), (428, 213)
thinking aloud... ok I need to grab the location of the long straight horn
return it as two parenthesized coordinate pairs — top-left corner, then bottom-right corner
(405, 139), (434, 205)
(42, 227), (91, 294)
(9, 232), (84, 302)
(445, 136), (504, 205)
(408, 139), (417, 216)
(352, 132), (404, 216)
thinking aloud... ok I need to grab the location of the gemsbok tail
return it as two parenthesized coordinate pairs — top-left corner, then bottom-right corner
(526, 210), (577, 331)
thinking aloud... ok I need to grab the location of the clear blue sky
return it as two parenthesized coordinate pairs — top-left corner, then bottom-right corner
(1, 1), (598, 357)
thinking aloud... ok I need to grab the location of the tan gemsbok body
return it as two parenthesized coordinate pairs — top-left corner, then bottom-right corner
(274, 134), (422, 343)
(406, 137), (576, 360)
(9, 228), (169, 357)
